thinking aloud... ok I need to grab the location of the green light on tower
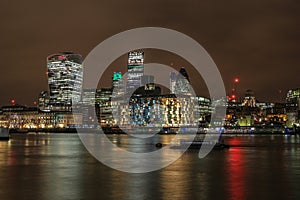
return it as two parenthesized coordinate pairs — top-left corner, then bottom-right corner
(113, 72), (122, 81)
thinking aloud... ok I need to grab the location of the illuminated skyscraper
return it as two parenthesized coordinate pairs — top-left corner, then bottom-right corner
(171, 67), (191, 95)
(170, 72), (177, 94)
(286, 88), (300, 118)
(126, 52), (144, 92)
(112, 72), (124, 97)
(82, 89), (96, 105)
(97, 88), (114, 126)
(286, 88), (300, 103)
(38, 91), (50, 112)
(47, 52), (83, 111)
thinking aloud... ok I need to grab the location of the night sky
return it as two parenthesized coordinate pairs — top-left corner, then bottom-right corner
(0, 0), (299, 106)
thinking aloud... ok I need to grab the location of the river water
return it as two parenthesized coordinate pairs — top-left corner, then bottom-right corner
(0, 133), (300, 200)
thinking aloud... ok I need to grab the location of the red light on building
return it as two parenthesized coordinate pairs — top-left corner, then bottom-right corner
(234, 78), (239, 83)
(11, 99), (15, 105)
(57, 55), (66, 60)
(231, 94), (236, 99)
(45, 71), (49, 75)
(33, 101), (37, 105)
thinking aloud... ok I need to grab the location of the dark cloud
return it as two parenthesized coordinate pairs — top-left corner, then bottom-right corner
(0, 0), (299, 105)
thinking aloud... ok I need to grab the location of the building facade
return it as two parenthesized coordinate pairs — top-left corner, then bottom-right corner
(47, 52), (83, 111)
(126, 52), (144, 93)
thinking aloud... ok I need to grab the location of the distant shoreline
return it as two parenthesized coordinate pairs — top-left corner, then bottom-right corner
(8, 127), (299, 135)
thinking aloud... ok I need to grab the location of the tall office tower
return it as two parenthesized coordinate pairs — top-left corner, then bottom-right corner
(126, 52), (144, 93)
(38, 91), (50, 111)
(112, 72), (125, 97)
(286, 88), (300, 103)
(175, 67), (191, 95)
(47, 52), (83, 111)
(82, 89), (97, 105)
(286, 88), (300, 114)
(170, 72), (177, 94)
(97, 88), (114, 126)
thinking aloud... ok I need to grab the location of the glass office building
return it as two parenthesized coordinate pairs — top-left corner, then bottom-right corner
(47, 52), (83, 111)
(126, 52), (144, 93)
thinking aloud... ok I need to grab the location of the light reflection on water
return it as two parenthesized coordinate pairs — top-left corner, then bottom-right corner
(0, 133), (300, 200)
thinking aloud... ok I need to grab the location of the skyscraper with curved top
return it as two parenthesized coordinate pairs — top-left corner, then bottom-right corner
(47, 52), (83, 111)
(174, 67), (191, 95)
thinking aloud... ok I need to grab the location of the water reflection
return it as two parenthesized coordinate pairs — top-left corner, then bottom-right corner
(226, 147), (246, 200)
(0, 134), (300, 199)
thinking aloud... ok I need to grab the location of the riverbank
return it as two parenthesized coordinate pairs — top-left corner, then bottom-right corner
(8, 127), (300, 135)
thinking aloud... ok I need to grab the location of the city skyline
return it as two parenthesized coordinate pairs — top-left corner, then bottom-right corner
(0, 50), (299, 106)
(1, 1), (300, 198)
(0, 49), (299, 107)
(0, 0), (299, 105)
(1, 51), (298, 131)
